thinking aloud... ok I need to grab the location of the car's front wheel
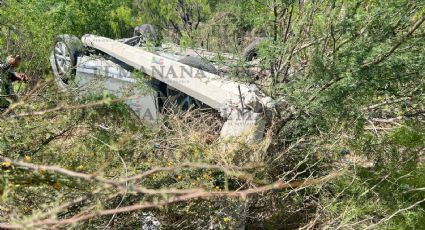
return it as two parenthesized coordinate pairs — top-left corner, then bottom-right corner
(51, 34), (84, 90)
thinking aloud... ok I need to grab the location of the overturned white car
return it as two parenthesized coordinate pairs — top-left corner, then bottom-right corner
(50, 25), (272, 140)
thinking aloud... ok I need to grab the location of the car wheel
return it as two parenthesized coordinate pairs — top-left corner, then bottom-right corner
(52, 34), (84, 90)
(134, 24), (160, 46)
(242, 37), (267, 62)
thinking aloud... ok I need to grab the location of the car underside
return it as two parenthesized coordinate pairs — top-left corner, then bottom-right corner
(50, 25), (273, 141)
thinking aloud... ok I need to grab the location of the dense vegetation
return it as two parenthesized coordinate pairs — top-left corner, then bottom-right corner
(0, 0), (424, 229)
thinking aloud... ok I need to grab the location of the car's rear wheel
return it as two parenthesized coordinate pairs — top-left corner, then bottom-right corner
(242, 37), (267, 62)
(51, 35), (84, 90)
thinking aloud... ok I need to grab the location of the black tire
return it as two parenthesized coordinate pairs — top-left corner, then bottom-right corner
(52, 34), (84, 90)
(178, 56), (219, 75)
(134, 24), (159, 46)
(242, 37), (267, 62)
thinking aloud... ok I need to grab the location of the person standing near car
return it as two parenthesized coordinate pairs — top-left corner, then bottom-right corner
(0, 55), (28, 109)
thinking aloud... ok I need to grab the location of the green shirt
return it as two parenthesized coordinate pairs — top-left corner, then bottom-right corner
(0, 63), (17, 107)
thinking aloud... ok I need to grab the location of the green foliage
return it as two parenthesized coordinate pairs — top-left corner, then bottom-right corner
(135, 0), (211, 41)
(391, 123), (425, 148)
(0, 0), (424, 229)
